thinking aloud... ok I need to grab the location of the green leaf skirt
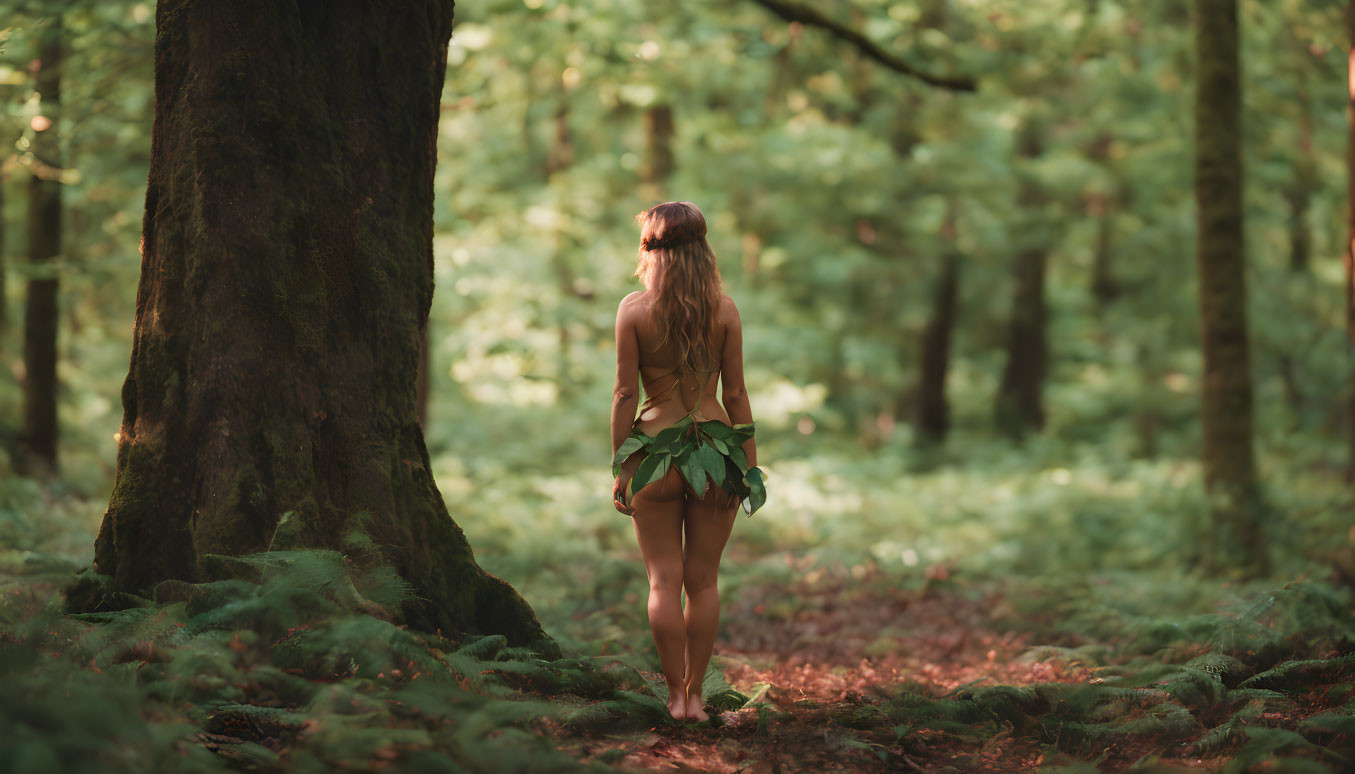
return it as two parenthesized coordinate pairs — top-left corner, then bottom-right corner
(612, 416), (766, 517)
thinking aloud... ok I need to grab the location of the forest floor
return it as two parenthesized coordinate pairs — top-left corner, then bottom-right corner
(4, 445), (1355, 773)
(558, 577), (1087, 772)
(550, 550), (1346, 773)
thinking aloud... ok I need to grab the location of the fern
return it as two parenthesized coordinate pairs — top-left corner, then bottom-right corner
(1239, 654), (1355, 692)
(1184, 651), (1251, 686)
(1300, 711), (1355, 739)
(1220, 727), (1345, 774)
(1194, 700), (1271, 756)
(454, 634), (509, 661)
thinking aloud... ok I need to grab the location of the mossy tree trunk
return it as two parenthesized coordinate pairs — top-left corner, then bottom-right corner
(20, 17), (63, 473)
(913, 204), (960, 446)
(77, 0), (555, 654)
(995, 121), (1049, 440)
(416, 327), (429, 429)
(1192, 0), (1268, 574)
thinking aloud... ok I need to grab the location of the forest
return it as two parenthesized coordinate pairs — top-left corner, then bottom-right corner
(1, 0), (1354, 771)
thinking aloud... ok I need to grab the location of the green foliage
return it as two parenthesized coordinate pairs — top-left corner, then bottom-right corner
(0, 543), (690, 772)
(616, 417), (765, 514)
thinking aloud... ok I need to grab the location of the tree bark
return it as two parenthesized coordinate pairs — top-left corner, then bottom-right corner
(1346, 0), (1355, 480)
(71, 0), (555, 655)
(913, 206), (960, 446)
(995, 122), (1048, 440)
(1193, 0), (1268, 574)
(20, 17), (63, 472)
(416, 325), (429, 429)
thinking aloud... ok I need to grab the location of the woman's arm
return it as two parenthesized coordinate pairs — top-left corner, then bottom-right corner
(611, 294), (641, 455)
(719, 296), (756, 467)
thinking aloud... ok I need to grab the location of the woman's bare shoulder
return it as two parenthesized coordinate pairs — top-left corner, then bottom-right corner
(718, 293), (740, 322)
(617, 291), (646, 319)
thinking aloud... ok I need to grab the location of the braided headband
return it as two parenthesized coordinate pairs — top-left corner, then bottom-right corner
(641, 234), (700, 252)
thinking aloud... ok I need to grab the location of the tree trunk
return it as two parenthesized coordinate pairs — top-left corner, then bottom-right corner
(416, 325), (429, 428)
(640, 104), (674, 197)
(1089, 207), (1118, 308)
(995, 123), (1048, 439)
(1, 152), (7, 335)
(913, 206), (960, 446)
(1193, 0), (1268, 574)
(1288, 68), (1313, 273)
(1346, 0), (1355, 480)
(1085, 135), (1120, 309)
(20, 18), (63, 472)
(548, 91), (578, 396)
(71, 0), (555, 655)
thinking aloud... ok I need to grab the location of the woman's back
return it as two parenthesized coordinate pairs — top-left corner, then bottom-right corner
(620, 290), (735, 436)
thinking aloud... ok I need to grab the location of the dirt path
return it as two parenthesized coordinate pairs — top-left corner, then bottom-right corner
(558, 566), (1099, 772)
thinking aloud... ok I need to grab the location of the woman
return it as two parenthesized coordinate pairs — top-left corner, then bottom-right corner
(611, 201), (766, 723)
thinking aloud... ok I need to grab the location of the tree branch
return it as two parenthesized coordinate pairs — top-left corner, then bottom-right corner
(748, 0), (977, 92)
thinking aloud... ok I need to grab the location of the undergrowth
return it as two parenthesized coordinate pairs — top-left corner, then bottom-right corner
(2, 418), (1353, 771)
(0, 539), (730, 773)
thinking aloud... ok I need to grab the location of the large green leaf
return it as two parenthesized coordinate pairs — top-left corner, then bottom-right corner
(651, 416), (694, 454)
(676, 446), (708, 492)
(627, 453), (671, 501)
(698, 420), (736, 441)
(724, 458), (750, 497)
(693, 442), (726, 489)
(727, 445), (748, 472)
(611, 436), (646, 476)
(742, 467), (766, 517)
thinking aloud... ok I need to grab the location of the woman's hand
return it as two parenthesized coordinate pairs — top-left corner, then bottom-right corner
(613, 474), (635, 515)
(612, 449), (642, 515)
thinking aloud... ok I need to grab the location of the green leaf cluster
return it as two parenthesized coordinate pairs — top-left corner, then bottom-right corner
(612, 417), (765, 516)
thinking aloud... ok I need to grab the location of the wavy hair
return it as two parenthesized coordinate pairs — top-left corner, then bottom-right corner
(634, 201), (723, 378)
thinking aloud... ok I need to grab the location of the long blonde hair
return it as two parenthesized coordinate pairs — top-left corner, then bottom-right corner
(634, 201), (723, 378)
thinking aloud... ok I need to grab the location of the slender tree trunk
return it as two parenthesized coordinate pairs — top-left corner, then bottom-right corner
(640, 104), (674, 198)
(1193, 0), (1268, 574)
(1289, 74), (1313, 272)
(1084, 136), (1120, 309)
(20, 18), (63, 472)
(913, 207), (960, 446)
(1344, 0), (1355, 482)
(70, 1), (555, 654)
(1346, 0), (1355, 480)
(1, 159), (7, 334)
(1089, 206), (1118, 308)
(995, 122), (1048, 439)
(1276, 37), (1315, 419)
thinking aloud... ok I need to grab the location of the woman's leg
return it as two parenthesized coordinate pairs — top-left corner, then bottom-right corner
(630, 467), (690, 720)
(680, 486), (738, 721)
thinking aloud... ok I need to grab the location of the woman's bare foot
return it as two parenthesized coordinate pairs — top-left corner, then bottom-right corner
(684, 686), (709, 722)
(666, 685), (689, 721)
